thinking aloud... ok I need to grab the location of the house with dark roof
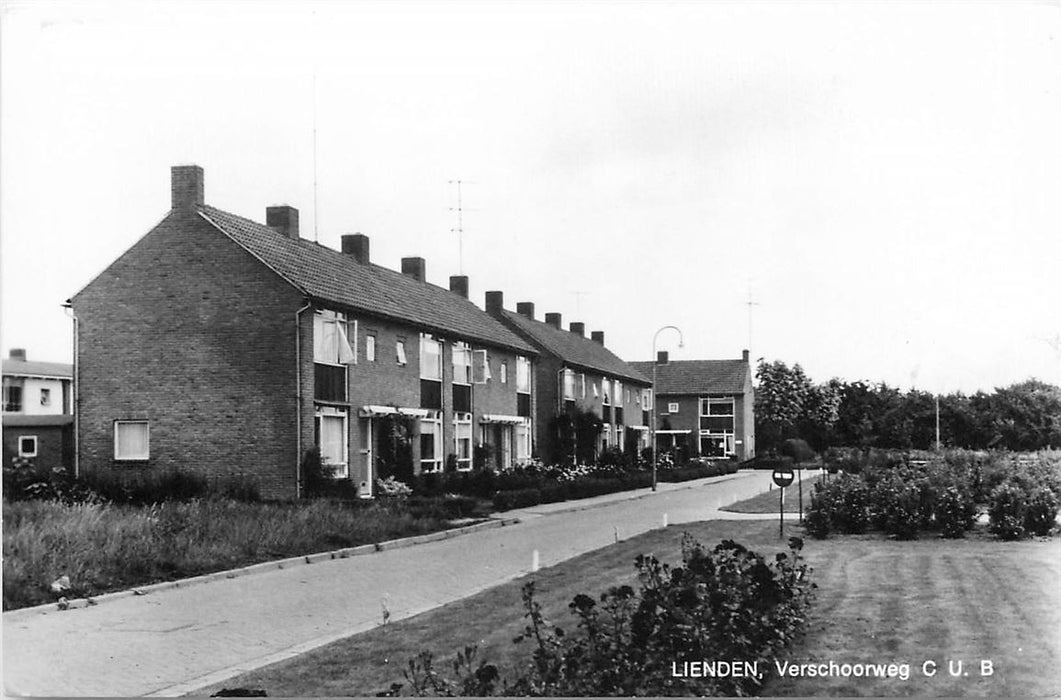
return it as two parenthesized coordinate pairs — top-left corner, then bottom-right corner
(630, 351), (756, 462)
(2, 348), (74, 471)
(486, 298), (652, 464)
(67, 165), (538, 499)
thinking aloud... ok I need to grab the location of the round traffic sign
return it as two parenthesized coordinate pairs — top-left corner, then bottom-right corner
(772, 469), (794, 488)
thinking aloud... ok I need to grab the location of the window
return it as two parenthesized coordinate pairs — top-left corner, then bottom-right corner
(420, 334), (443, 380)
(365, 334), (376, 362)
(602, 379), (611, 406)
(563, 369), (575, 401)
(614, 380), (623, 406)
(3, 382), (23, 412)
(641, 389), (653, 411)
(592, 382), (599, 398)
(114, 421), (149, 460)
(580, 374), (586, 398)
(667, 402), (680, 413)
(516, 356), (531, 394)
(314, 310), (356, 365)
(419, 413), (443, 472)
(18, 435), (38, 458)
(454, 413), (473, 470)
(473, 350), (492, 383)
(699, 398), (735, 457)
(452, 342), (472, 385)
(396, 339), (407, 365)
(515, 419), (532, 461)
(500, 361), (508, 384)
(315, 407), (349, 477)
(40, 388), (52, 407)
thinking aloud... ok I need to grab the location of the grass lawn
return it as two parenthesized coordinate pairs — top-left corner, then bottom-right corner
(197, 520), (1061, 697)
(722, 472), (823, 514)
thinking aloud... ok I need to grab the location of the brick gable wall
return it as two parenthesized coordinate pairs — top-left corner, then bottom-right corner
(72, 210), (306, 499)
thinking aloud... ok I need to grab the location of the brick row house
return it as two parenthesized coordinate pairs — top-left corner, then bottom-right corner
(2, 348), (74, 471)
(630, 351), (756, 462)
(68, 165), (538, 499)
(488, 300), (652, 464)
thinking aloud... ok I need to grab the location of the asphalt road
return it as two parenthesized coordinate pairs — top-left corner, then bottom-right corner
(3, 470), (777, 697)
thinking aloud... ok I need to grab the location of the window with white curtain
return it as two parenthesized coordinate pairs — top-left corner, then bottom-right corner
(114, 421), (150, 460)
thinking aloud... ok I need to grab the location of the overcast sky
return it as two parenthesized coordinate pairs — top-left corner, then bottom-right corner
(2, 1), (1059, 393)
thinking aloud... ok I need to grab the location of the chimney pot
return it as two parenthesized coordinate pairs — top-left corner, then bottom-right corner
(401, 257), (426, 283)
(449, 275), (469, 299)
(485, 290), (504, 316)
(516, 302), (535, 320)
(266, 205), (300, 239)
(657, 351), (669, 364)
(591, 331), (605, 346)
(342, 233), (370, 264)
(171, 165), (204, 209)
(570, 322), (585, 337)
(545, 312), (562, 329)
(9, 348), (26, 361)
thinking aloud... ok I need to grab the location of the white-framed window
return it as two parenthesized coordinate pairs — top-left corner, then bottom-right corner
(580, 373), (586, 398)
(40, 388), (51, 407)
(699, 398), (736, 457)
(421, 334), (443, 380)
(396, 339), (407, 365)
(365, 334), (376, 362)
(473, 349), (492, 383)
(315, 406), (349, 478)
(563, 369), (575, 400)
(419, 412), (443, 472)
(454, 412), (473, 470)
(516, 356), (531, 394)
(641, 388), (653, 411)
(592, 382), (599, 398)
(515, 418), (532, 461)
(614, 380), (623, 406)
(500, 361), (508, 384)
(17, 435), (38, 458)
(314, 309), (357, 365)
(668, 402), (680, 413)
(452, 342), (472, 385)
(602, 378), (612, 406)
(3, 381), (24, 412)
(114, 420), (149, 461)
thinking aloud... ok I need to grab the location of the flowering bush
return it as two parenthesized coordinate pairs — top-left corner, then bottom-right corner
(1023, 486), (1059, 537)
(933, 485), (978, 538)
(376, 477), (413, 499)
(988, 483), (1027, 540)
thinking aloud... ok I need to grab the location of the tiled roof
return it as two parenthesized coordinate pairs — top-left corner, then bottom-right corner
(500, 311), (650, 384)
(197, 206), (536, 354)
(629, 359), (749, 395)
(2, 360), (72, 379)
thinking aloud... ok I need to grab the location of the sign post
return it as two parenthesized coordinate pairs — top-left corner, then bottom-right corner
(772, 468), (795, 538)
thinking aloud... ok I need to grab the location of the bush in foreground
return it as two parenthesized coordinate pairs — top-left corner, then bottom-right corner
(387, 535), (815, 697)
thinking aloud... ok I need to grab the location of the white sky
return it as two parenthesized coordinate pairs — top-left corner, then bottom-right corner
(2, 0), (1059, 393)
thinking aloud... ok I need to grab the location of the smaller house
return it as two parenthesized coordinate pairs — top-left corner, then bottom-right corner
(2, 348), (74, 471)
(630, 350), (755, 462)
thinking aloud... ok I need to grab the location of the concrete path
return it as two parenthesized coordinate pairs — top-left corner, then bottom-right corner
(3, 470), (781, 697)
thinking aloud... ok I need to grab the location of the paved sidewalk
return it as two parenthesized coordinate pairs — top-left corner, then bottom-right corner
(3, 470), (778, 697)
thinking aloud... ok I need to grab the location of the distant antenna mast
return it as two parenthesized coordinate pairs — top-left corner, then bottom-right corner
(746, 283), (760, 356)
(571, 291), (587, 318)
(312, 70), (319, 243)
(449, 179), (464, 274)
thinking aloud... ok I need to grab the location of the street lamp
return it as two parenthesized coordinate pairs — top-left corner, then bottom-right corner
(651, 325), (684, 491)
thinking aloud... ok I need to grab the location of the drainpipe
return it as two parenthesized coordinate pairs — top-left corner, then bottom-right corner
(294, 300), (313, 499)
(62, 303), (79, 478)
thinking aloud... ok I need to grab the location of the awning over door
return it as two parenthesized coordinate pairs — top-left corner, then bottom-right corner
(480, 414), (525, 425)
(359, 405), (431, 418)
(655, 429), (692, 434)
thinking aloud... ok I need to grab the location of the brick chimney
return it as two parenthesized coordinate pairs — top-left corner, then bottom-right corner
(449, 275), (469, 299)
(591, 331), (605, 346)
(742, 349), (750, 362)
(171, 165), (204, 210)
(569, 322), (585, 337)
(657, 351), (669, 364)
(401, 257), (426, 283)
(342, 234), (370, 264)
(9, 348), (26, 361)
(516, 302), (535, 320)
(266, 206), (299, 239)
(545, 312), (562, 329)
(485, 291), (504, 316)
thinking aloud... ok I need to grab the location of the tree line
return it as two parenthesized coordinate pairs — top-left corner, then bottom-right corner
(754, 359), (1061, 454)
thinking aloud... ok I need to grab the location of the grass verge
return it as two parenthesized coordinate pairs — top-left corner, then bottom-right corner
(197, 520), (1061, 698)
(2, 498), (458, 611)
(722, 472), (822, 514)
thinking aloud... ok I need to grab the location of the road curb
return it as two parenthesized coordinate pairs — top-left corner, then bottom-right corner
(2, 517), (520, 622)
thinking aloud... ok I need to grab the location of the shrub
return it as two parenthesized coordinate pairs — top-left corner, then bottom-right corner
(871, 471), (923, 540)
(1023, 486), (1059, 537)
(933, 485), (978, 538)
(804, 485), (833, 539)
(988, 483), (1027, 540)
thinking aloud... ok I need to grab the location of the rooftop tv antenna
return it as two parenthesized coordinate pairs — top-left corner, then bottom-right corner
(312, 69), (319, 243)
(746, 283), (760, 356)
(571, 290), (588, 318)
(448, 180), (464, 273)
